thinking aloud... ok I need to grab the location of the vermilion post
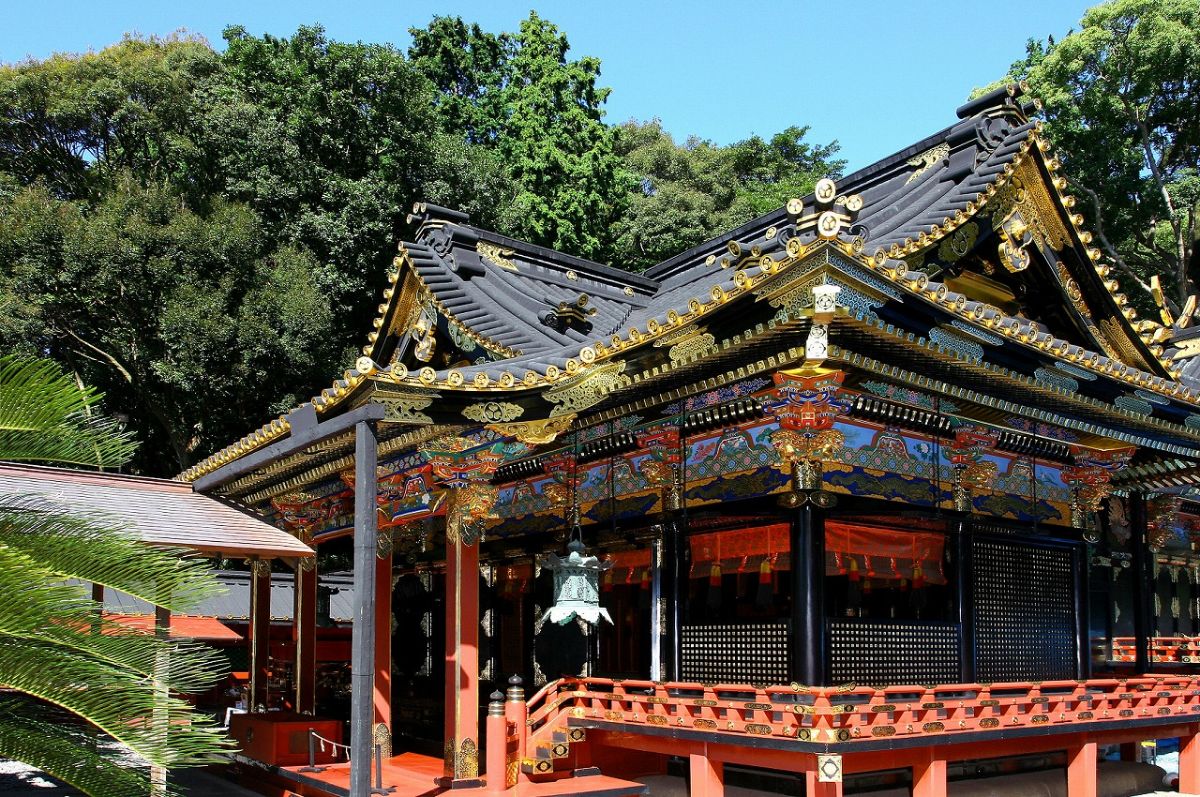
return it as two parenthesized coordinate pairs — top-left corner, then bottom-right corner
(1180, 726), (1200, 794)
(374, 549), (393, 733)
(912, 749), (948, 797)
(294, 557), (317, 715)
(444, 536), (481, 784)
(505, 676), (527, 785)
(248, 558), (272, 711)
(485, 693), (507, 794)
(1067, 739), (1098, 797)
(805, 770), (843, 797)
(689, 752), (724, 797)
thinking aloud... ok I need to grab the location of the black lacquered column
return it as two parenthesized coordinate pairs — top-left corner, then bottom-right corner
(790, 504), (826, 687)
(661, 519), (683, 682)
(1130, 492), (1152, 675)
(952, 519), (976, 683)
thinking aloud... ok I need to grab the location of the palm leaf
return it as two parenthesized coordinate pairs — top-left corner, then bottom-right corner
(0, 545), (227, 692)
(0, 637), (233, 767)
(0, 356), (231, 792)
(0, 355), (136, 468)
(0, 497), (220, 611)
(0, 699), (164, 797)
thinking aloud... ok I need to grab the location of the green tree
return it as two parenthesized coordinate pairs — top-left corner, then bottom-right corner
(207, 24), (515, 321)
(1, 32), (510, 474)
(726, 126), (844, 217)
(612, 121), (736, 269)
(0, 354), (230, 796)
(612, 121), (843, 271)
(0, 34), (219, 200)
(0, 176), (339, 472)
(407, 16), (507, 144)
(990, 0), (1200, 312)
(410, 13), (626, 260)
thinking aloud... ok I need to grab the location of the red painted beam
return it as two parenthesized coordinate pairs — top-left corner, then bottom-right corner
(1180, 724), (1200, 794)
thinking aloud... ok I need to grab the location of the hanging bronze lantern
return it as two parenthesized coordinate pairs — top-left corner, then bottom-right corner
(542, 539), (613, 626)
(542, 431), (612, 626)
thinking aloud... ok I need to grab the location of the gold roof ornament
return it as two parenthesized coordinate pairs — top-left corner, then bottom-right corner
(487, 415), (576, 445)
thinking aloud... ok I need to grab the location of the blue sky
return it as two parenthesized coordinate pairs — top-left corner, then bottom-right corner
(2, 0), (1093, 170)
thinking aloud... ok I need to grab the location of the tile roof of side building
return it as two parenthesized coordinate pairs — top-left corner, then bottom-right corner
(0, 462), (313, 558)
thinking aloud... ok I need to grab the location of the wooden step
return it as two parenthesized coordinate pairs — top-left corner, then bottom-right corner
(552, 727), (586, 744)
(534, 740), (571, 760)
(521, 757), (555, 776)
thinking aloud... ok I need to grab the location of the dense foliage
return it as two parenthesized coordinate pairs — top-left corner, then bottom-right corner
(614, 121), (843, 271)
(0, 355), (230, 796)
(0, 18), (841, 475)
(988, 0), (1200, 313)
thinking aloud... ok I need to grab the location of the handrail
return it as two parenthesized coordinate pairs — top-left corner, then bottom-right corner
(523, 675), (1200, 748)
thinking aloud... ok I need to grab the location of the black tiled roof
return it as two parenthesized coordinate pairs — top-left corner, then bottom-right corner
(395, 87), (1045, 383)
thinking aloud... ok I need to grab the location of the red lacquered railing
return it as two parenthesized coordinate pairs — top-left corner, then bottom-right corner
(1108, 637), (1200, 664)
(524, 675), (1200, 747)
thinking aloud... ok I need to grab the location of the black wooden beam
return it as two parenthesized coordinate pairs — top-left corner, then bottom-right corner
(1074, 541), (1091, 680)
(192, 403), (386, 494)
(661, 519), (683, 682)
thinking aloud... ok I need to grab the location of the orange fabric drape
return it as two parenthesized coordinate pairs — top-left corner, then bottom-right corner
(602, 549), (653, 587)
(682, 523), (946, 585)
(687, 525), (791, 577)
(824, 522), (946, 585)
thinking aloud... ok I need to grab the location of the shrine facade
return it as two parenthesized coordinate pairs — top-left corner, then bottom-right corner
(187, 84), (1200, 797)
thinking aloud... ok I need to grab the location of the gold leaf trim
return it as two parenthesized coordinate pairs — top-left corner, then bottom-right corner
(374, 389), (436, 424)
(905, 143), (949, 184)
(544, 361), (630, 417)
(668, 332), (716, 364)
(461, 401), (524, 423)
(488, 414), (576, 445)
(477, 241), (519, 272)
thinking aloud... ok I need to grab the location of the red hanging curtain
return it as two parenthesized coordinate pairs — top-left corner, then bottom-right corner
(824, 522), (946, 585)
(686, 524), (792, 574)
(601, 549), (653, 587)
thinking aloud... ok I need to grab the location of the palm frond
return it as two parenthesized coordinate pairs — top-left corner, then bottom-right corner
(0, 637), (233, 767)
(0, 497), (222, 611)
(0, 698), (163, 797)
(0, 355), (136, 468)
(0, 546), (227, 692)
(0, 355), (231, 792)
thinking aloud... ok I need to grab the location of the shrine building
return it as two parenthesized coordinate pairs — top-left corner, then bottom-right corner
(183, 84), (1200, 797)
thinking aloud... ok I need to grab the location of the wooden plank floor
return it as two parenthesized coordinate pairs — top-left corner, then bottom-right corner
(277, 753), (644, 797)
(505, 774), (645, 796)
(280, 752), (442, 797)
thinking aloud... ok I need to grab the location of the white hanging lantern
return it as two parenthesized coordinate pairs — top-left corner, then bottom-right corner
(542, 540), (613, 626)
